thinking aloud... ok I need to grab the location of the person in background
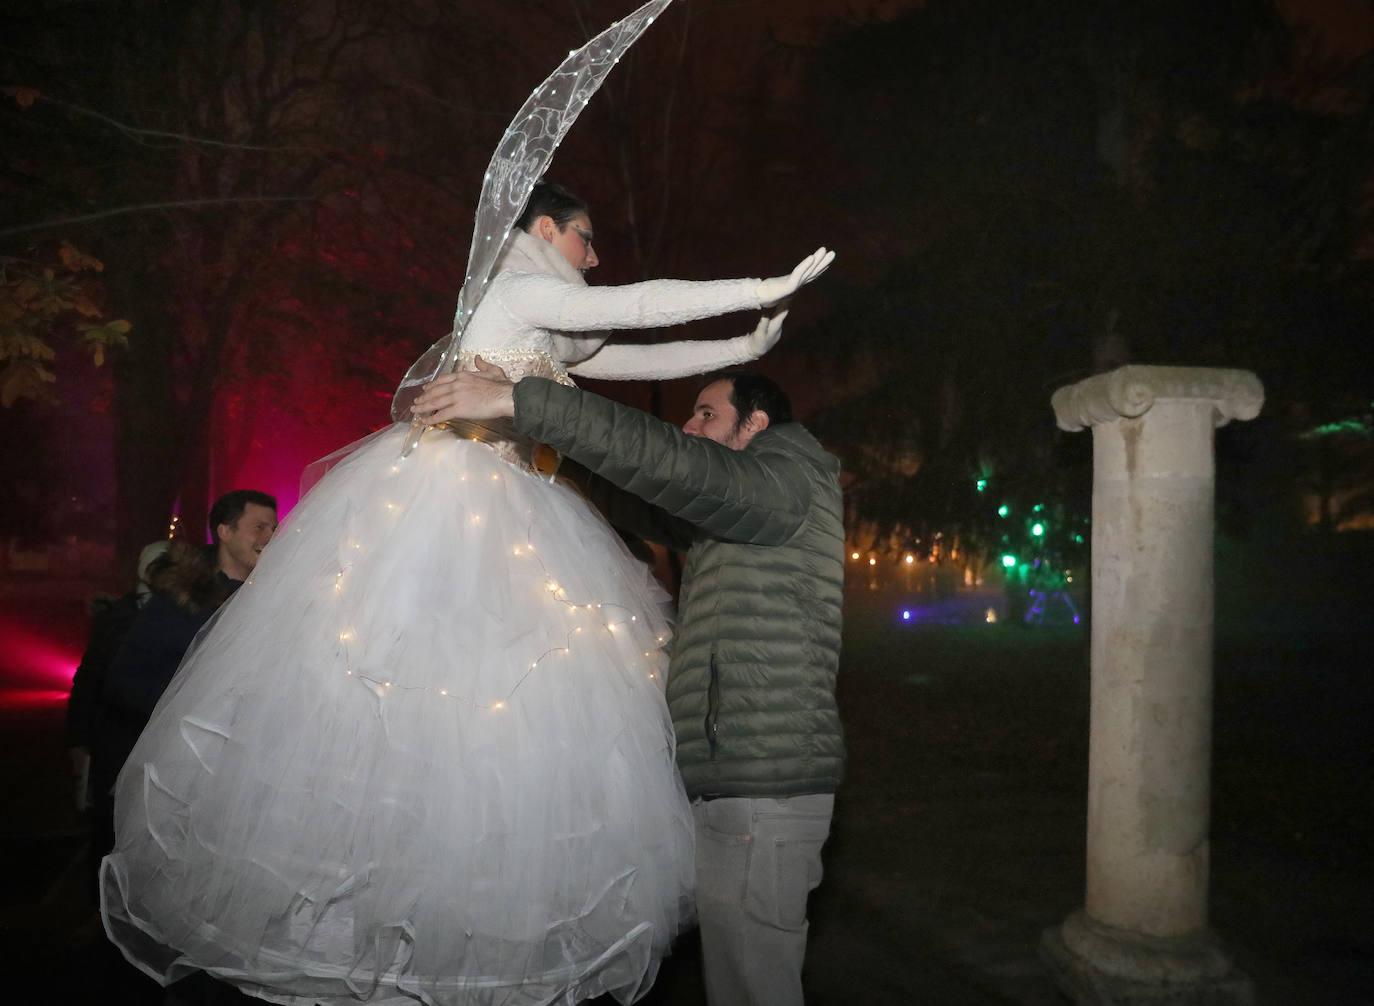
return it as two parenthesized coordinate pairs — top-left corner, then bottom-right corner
(93, 490), (278, 871)
(66, 540), (169, 900)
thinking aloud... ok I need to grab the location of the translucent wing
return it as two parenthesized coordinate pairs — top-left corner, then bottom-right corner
(391, 0), (675, 423)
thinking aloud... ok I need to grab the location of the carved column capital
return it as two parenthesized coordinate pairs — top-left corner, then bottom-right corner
(1051, 365), (1264, 432)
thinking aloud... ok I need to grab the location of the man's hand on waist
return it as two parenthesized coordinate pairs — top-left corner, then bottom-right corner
(410, 356), (518, 424)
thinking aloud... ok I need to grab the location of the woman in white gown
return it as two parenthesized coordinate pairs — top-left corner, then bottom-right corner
(100, 182), (831, 1006)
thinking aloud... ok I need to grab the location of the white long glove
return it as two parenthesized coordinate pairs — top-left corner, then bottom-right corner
(745, 308), (789, 357)
(756, 247), (836, 308)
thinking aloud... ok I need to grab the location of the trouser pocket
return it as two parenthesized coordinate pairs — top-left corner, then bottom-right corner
(745, 796), (833, 930)
(694, 795), (834, 932)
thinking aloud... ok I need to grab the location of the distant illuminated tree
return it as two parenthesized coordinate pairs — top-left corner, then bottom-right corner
(1294, 409), (1374, 532)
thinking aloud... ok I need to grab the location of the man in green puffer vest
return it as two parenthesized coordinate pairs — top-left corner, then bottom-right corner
(415, 361), (845, 1006)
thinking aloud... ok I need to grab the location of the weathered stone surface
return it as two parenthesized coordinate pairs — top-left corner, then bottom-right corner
(1045, 366), (1263, 1004)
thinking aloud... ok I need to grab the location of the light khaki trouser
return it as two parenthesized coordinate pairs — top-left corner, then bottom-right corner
(692, 794), (835, 1006)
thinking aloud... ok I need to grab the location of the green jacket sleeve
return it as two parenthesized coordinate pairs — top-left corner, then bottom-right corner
(554, 460), (698, 553)
(515, 378), (812, 546)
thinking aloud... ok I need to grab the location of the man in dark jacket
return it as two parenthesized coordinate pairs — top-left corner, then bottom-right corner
(92, 491), (278, 890)
(414, 362), (844, 1006)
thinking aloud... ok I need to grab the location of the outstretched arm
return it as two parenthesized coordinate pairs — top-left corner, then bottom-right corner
(411, 362), (813, 546)
(514, 378), (813, 546)
(503, 246), (833, 335)
(505, 273), (760, 333)
(565, 310), (789, 381)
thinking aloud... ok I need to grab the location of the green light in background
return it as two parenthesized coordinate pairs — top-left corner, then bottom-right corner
(1001, 554), (1016, 568)
(976, 479), (988, 493)
(1074, 534), (1084, 544)
(1031, 523), (1044, 537)
(997, 504), (1009, 517)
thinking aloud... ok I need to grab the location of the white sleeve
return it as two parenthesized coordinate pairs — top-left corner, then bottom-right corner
(566, 333), (762, 381)
(502, 272), (761, 333)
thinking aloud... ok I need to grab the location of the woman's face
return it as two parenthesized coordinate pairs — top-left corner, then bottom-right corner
(539, 212), (599, 273)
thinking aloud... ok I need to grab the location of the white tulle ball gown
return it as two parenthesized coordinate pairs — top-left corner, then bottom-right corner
(100, 416), (693, 1005)
(100, 217), (785, 1003)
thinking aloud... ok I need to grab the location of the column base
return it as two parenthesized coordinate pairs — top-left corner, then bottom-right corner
(1040, 911), (1254, 1005)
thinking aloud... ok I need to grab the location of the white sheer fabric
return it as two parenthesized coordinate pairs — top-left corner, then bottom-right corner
(101, 220), (782, 1005)
(102, 413), (691, 1005)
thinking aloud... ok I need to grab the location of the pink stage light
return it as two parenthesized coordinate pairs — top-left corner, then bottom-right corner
(0, 689), (71, 711)
(0, 613), (81, 695)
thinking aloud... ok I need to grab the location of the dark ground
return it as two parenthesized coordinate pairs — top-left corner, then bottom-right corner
(2, 547), (1371, 1005)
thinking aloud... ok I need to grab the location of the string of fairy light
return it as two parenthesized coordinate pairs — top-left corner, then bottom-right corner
(251, 433), (669, 711)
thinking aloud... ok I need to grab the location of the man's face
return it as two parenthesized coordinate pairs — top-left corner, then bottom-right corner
(217, 502), (277, 578)
(684, 379), (754, 450)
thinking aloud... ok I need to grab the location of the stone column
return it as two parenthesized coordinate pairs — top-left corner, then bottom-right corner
(1041, 366), (1262, 1005)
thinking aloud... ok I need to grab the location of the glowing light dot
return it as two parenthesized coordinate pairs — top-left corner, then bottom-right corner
(851, 551), (860, 560)
(439, 689), (447, 696)
(868, 557), (876, 566)
(630, 616), (636, 622)
(340, 631), (353, 641)
(904, 554), (915, 565)
(902, 610), (911, 621)
(494, 702), (505, 710)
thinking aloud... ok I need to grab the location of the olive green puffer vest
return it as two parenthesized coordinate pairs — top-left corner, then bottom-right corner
(514, 378), (845, 798)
